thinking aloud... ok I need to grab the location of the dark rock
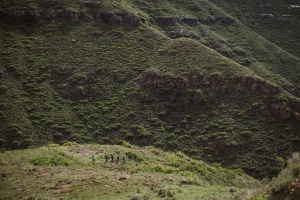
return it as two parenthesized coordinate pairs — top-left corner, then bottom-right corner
(98, 12), (123, 25)
(213, 86), (227, 95)
(198, 17), (215, 25)
(119, 177), (127, 181)
(210, 75), (223, 86)
(241, 59), (251, 67)
(180, 17), (198, 26)
(140, 71), (157, 88)
(155, 17), (177, 26)
(216, 16), (235, 25)
(1, 173), (7, 178)
(122, 12), (140, 26)
(294, 112), (300, 122)
(199, 16), (235, 25)
(233, 49), (247, 57)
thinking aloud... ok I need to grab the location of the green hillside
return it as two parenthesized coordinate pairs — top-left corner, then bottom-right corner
(0, 0), (299, 180)
(210, 0), (300, 57)
(0, 143), (263, 200)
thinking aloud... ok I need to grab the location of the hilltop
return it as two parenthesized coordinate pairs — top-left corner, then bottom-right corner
(0, 0), (299, 179)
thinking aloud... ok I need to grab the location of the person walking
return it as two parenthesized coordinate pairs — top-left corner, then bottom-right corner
(92, 155), (95, 164)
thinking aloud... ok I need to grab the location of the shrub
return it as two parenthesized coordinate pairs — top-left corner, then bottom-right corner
(63, 142), (78, 146)
(121, 141), (134, 148)
(157, 187), (175, 197)
(166, 133), (176, 139)
(47, 143), (59, 147)
(240, 130), (252, 137)
(125, 132), (134, 139)
(29, 156), (71, 166)
(126, 151), (143, 161)
(153, 141), (163, 148)
(211, 132), (227, 138)
(133, 125), (150, 138)
(269, 153), (300, 192)
(0, 138), (5, 147)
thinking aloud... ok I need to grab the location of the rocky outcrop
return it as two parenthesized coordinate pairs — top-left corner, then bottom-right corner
(198, 17), (215, 25)
(140, 71), (157, 88)
(270, 103), (291, 120)
(215, 16), (235, 25)
(199, 16), (235, 25)
(0, 7), (140, 27)
(122, 12), (140, 26)
(168, 29), (200, 40)
(289, 100), (300, 122)
(155, 17), (177, 26)
(140, 71), (300, 121)
(97, 12), (123, 24)
(185, 93), (204, 105)
(180, 17), (198, 26)
(232, 76), (279, 95)
(270, 177), (300, 200)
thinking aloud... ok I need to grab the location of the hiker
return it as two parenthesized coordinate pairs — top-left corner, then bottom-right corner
(92, 155), (95, 164)
(111, 154), (114, 162)
(122, 155), (126, 163)
(116, 155), (120, 164)
(105, 154), (109, 163)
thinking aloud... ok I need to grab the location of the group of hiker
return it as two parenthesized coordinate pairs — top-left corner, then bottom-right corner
(91, 153), (126, 164)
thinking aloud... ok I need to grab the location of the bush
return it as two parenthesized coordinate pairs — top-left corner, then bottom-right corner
(63, 142), (78, 146)
(270, 153), (300, 192)
(126, 151), (143, 161)
(240, 130), (252, 137)
(125, 132), (134, 140)
(157, 187), (175, 197)
(0, 139), (5, 148)
(29, 156), (71, 166)
(47, 143), (59, 147)
(133, 125), (150, 138)
(121, 141), (134, 148)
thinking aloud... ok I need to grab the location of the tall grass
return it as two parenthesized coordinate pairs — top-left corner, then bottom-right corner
(269, 153), (300, 193)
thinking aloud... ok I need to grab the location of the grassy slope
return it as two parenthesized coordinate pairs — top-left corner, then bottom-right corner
(0, 143), (262, 200)
(145, 0), (300, 96)
(210, 0), (300, 57)
(0, 0), (299, 179)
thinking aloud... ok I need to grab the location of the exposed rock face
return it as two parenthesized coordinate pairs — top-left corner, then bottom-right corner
(233, 76), (279, 95)
(98, 12), (123, 25)
(198, 17), (215, 25)
(140, 71), (157, 88)
(122, 12), (140, 26)
(215, 16), (236, 25)
(140, 71), (300, 121)
(186, 93), (203, 105)
(155, 17), (177, 26)
(290, 182), (300, 200)
(271, 179), (300, 200)
(209, 75), (227, 95)
(0, 8), (140, 27)
(199, 16), (235, 25)
(180, 17), (198, 25)
(271, 103), (291, 120)
(295, 112), (300, 122)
